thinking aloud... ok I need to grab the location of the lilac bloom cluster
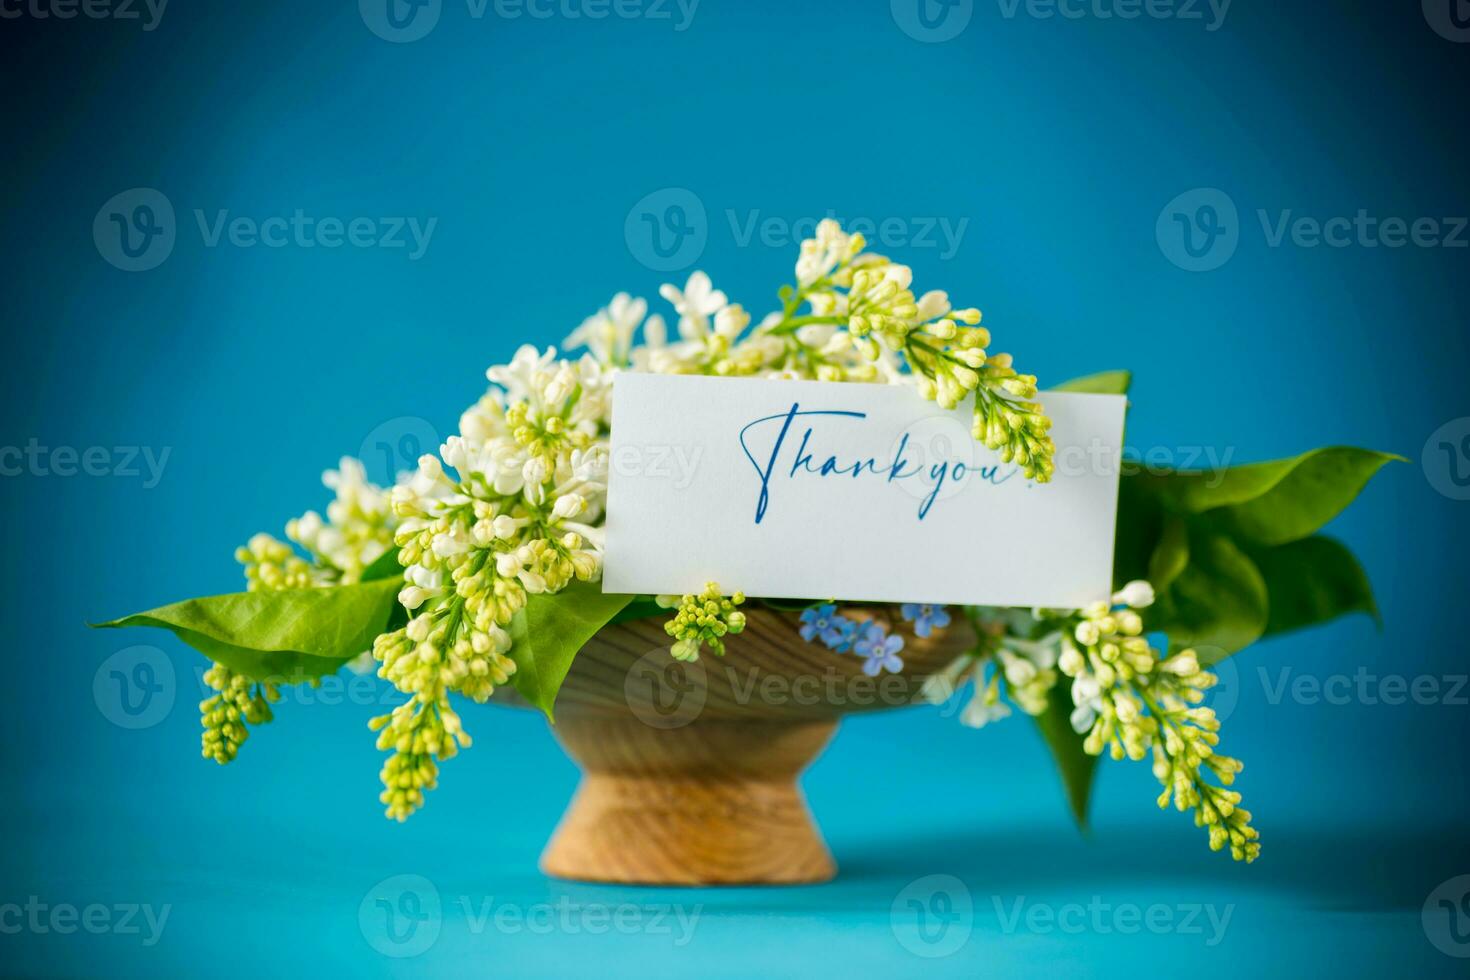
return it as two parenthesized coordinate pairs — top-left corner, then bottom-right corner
(798, 604), (907, 676)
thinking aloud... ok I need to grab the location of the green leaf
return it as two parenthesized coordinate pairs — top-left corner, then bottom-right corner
(1032, 681), (1098, 828)
(1136, 447), (1402, 547)
(1116, 445), (1396, 658)
(508, 581), (633, 720)
(607, 596), (666, 625)
(1112, 473), (1164, 587)
(1053, 370), (1132, 395)
(1149, 528), (1269, 658)
(1146, 514), (1190, 592)
(361, 547), (405, 582)
(92, 578), (403, 681)
(1251, 535), (1380, 637)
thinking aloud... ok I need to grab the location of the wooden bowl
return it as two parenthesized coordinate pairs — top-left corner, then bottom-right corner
(494, 607), (976, 885)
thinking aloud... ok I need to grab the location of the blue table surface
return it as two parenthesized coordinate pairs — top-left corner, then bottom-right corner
(5, 693), (1468, 978)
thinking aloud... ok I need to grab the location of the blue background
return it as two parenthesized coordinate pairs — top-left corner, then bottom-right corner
(3, 1), (1468, 976)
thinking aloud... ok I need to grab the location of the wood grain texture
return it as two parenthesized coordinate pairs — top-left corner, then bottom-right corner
(540, 716), (839, 885)
(496, 605), (978, 721)
(522, 606), (976, 885)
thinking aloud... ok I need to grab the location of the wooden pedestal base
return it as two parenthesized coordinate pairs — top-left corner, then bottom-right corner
(514, 605), (974, 886)
(540, 715), (838, 885)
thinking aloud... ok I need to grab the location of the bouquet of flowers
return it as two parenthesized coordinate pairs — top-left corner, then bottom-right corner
(98, 220), (1395, 869)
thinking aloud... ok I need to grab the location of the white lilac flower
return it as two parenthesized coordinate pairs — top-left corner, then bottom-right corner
(925, 654), (1012, 730)
(662, 582), (746, 660)
(961, 690), (1012, 729)
(370, 346), (615, 818)
(923, 630), (1058, 729)
(286, 457), (396, 584)
(920, 654), (972, 706)
(199, 664), (279, 764)
(235, 533), (330, 592)
(1112, 580), (1156, 609)
(647, 274), (771, 376)
(995, 634), (1060, 715)
(1055, 580), (1259, 863)
(1068, 666), (1104, 734)
(795, 218), (864, 288)
(659, 270), (728, 339)
(751, 222), (1056, 477)
(564, 293), (653, 368)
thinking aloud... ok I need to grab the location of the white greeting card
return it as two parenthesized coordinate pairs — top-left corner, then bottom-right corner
(603, 374), (1127, 608)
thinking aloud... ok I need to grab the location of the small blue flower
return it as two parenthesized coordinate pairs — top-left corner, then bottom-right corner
(799, 604), (850, 648)
(855, 623), (905, 676)
(830, 617), (860, 653)
(900, 603), (952, 639)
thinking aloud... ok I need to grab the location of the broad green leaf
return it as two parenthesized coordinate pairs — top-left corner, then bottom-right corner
(1146, 514), (1190, 592)
(92, 578), (403, 681)
(361, 547), (405, 582)
(608, 596), (666, 625)
(1148, 529), (1268, 658)
(1136, 447), (1401, 546)
(1053, 370), (1132, 395)
(508, 581), (633, 720)
(1116, 445), (1394, 657)
(1031, 681), (1098, 829)
(1112, 473), (1167, 586)
(1251, 535), (1380, 637)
